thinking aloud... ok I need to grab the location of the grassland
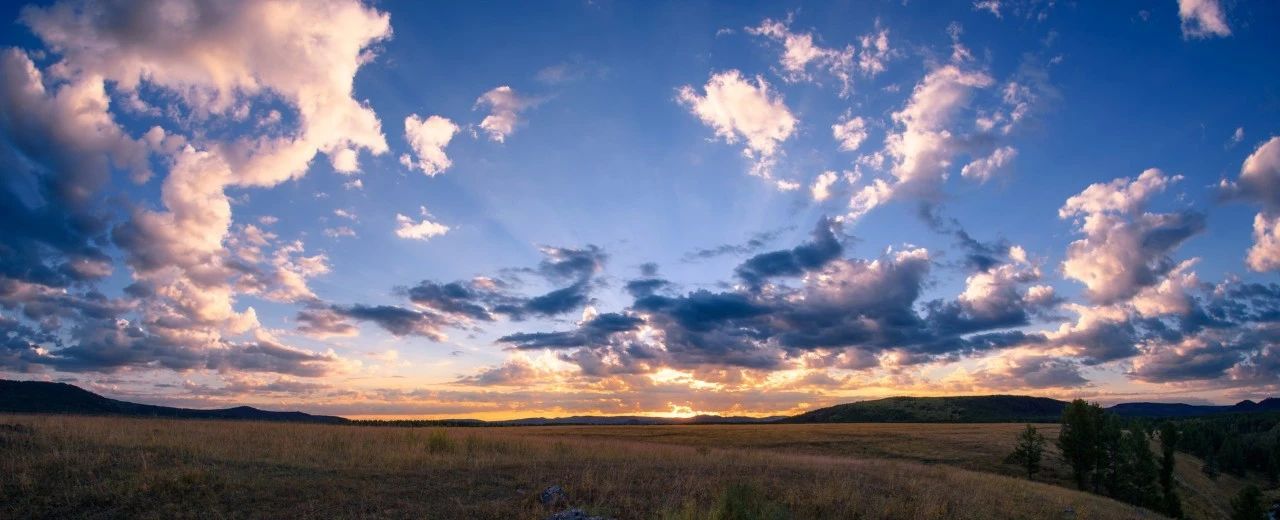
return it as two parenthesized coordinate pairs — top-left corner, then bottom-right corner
(0, 414), (1249, 519)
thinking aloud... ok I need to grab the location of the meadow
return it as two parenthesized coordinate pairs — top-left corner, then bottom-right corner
(0, 414), (1258, 519)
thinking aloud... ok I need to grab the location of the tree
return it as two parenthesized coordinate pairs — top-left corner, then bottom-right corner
(1005, 424), (1046, 479)
(1112, 427), (1160, 510)
(1059, 399), (1101, 490)
(1230, 486), (1265, 520)
(1158, 422), (1183, 518)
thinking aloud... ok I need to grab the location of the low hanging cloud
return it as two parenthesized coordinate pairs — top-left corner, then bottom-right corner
(496, 218), (1052, 380)
(400, 114), (460, 175)
(677, 70), (797, 181)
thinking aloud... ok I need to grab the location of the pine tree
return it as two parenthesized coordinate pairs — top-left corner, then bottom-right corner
(1058, 399), (1101, 491)
(1005, 424), (1046, 479)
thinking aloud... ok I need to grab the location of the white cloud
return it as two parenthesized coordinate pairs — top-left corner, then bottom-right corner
(746, 17), (891, 96)
(331, 148), (359, 173)
(1177, 0), (1230, 39)
(1058, 169), (1203, 304)
(832, 116), (869, 152)
(324, 226), (357, 239)
(14, 0), (393, 356)
(811, 171), (839, 201)
(973, 0), (1001, 18)
(960, 146), (1017, 182)
(841, 64), (996, 218)
(677, 70), (797, 180)
(1059, 168), (1180, 218)
(1228, 137), (1280, 271)
(1247, 212), (1280, 272)
(395, 207), (450, 241)
(400, 114), (459, 176)
(475, 86), (531, 143)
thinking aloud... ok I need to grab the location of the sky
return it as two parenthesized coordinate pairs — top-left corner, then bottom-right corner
(1, 0), (1279, 420)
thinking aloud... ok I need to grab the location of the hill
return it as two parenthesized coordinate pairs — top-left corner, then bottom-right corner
(0, 380), (347, 424)
(782, 395), (1070, 423)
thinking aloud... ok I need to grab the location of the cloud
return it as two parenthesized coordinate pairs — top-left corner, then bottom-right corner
(1223, 137), (1280, 271)
(1177, 0), (1230, 39)
(497, 219), (1055, 379)
(844, 64), (999, 219)
(475, 86), (532, 143)
(677, 70), (797, 180)
(1059, 169), (1204, 304)
(960, 146), (1017, 182)
(395, 207), (450, 241)
(400, 114), (459, 175)
(746, 17), (891, 96)
(973, 1), (1002, 18)
(832, 116), (869, 152)
(1247, 213), (1280, 272)
(970, 355), (1090, 390)
(811, 171), (840, 202)
(682, 227), (791, 261)
(1, 0), (394, 382)
(735, 218), (843, 286)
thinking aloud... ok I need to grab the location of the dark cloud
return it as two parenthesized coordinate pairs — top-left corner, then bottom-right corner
(918, 203), (1010, 272)
(500, 222), (1058, 377)
(681, 225), (792, 262)
(328, 304), (447, 339)
(735, 218), (843, 286)
(624, 277), (672, 298)
(499, 312), (643, 350)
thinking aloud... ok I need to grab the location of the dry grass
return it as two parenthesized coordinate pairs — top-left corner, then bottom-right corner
(0, 415), (1167, 519)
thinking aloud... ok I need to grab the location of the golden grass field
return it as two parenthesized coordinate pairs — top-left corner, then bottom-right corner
(0, 414), (1263, 519)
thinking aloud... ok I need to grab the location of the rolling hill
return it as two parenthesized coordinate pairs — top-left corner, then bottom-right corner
(0, 380), (348, 424)
(781, 395), (1070, 423)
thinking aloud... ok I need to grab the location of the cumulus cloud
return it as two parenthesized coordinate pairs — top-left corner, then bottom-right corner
(843, 64), (1000, 220)
(1059, 169), (1203, 304)
(400, 114), (459, 175)
(1177, 0), (1230, 39)
(832, 116), (869, 152)
(677, 70), (797, 180)
(1221, 137), (1280, 271)
(811, 171), (839, 202)
(0, 0), (391, 378)
(395, 207), (450, 241)
(475, 86), (532, 143)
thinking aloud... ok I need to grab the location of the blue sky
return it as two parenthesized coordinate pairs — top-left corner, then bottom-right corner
(1, 0), (1278, 418)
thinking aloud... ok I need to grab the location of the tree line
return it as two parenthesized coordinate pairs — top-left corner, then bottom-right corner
(1007, 400), (1277, 519)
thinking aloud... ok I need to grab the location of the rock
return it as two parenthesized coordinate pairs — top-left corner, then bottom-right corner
(539, 485), (567, 506)
(544, 508), (607, 520)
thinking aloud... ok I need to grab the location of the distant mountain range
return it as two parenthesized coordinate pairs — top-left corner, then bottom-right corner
(3, 379), (1279, 425)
